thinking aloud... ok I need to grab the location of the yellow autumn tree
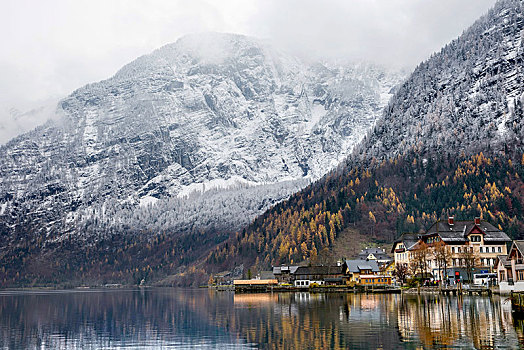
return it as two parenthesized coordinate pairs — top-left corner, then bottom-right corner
(369, 211), (376, 223)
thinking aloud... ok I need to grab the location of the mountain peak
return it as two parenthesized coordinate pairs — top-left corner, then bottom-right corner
(0, 33), (405, 253)
(356, 0), (524, 161)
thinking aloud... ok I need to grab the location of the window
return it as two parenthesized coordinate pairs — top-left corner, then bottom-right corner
(492, 247), (496, 253)
(519, 271), (524, 281)
(480, 247), (483, 253)
(498, 247), (502, 253)
(500, 270), (506, 281)
(470, 235), (481, 242)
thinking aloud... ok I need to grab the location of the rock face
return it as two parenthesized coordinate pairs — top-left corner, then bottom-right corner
(0, 33), (404, 245)
(356, 0), (524, 161)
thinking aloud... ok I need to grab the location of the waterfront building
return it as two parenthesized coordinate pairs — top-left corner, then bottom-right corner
(345, 259), (381, 284)
(272, 265), (299, 284)
(496, 240), (524, 294)
(359, 275), (392, 286)
(293, 265), (346, 288)
(381, 261), (396, 278)
(393, 217), (511, 281)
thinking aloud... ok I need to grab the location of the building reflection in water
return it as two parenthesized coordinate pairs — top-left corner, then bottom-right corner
(396, 294), (521, 349)
(227, 292), (522, 349)
(0, 289), (523, 349)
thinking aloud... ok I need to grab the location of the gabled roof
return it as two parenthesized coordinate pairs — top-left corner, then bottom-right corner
(345, 259), (380, 273)
(495, 254), (511, 268)
(508, 240), (524, 258)
(424, 220), (511, 243)
(358, 248), (392, 261)
(391, 233), (419, 253)
(272, 266), (299, 275)
(293, 265), (345, 275)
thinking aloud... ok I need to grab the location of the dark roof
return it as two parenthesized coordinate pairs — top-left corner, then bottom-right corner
(345, 259), (380, 273)
(293, 265), (345, 275)
(495, 255), (511, 268)
(391, 233), (420, 253)
(272, 266), (299, 275)
(259, 271), (275, 279)
(510, 240), (524, 256)
(424, 220), (511, 243)
(358, 248), (392, 260)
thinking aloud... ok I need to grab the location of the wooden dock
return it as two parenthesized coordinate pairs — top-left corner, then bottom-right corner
(232, 284), (401, 294)
(440, 285), (492, 296)
(404, 285), (492, 296)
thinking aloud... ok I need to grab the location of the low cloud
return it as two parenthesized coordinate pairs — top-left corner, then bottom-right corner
(0, 0), (496, 143)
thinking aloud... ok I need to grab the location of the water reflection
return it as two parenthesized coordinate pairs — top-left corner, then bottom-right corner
(0, 289), (523, 349)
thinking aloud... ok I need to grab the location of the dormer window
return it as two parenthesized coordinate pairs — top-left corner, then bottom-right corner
(470, 235), (481, 243)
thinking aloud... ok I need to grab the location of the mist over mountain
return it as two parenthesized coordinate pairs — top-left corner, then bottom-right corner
(200, 0), (524, 278)
(0, 33), (405, 286)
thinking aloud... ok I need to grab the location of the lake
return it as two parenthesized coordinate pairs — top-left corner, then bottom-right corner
(0, 288), (523, 349)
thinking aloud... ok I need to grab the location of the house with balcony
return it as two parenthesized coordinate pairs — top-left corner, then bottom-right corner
(393, 217), (511, 282)
(496, 241), (524, 294)
(391, 233), (419, 267)
(422, 217), (510, 281)
(272, 265), (299, 284)
(345, 259), (381, 284)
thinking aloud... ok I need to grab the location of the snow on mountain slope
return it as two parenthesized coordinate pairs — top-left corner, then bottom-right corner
(356, 0), (524, 160)
(0, 33), (404, 243)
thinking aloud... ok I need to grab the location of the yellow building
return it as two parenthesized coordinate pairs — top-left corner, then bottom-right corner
(359, 275), (392, 285)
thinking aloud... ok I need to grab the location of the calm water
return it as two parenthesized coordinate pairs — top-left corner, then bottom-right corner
(1, 288), (524, 349)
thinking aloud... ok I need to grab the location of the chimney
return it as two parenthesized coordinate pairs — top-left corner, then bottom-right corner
(475, 217), (480, 225)
(448, 217), (454, 226)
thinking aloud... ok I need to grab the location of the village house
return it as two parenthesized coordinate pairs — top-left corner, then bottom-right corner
(359, 275), (392, 286)
(496, 240), (524, 294)
(382, 260), (396, 278)
(345, 259), (381, 284)
(393, 217), (511, 282)
(271, 260), (387, 287)
(272, 265), (299, 284)
(293, 265), (347, 288)
(391, 233), (419, 267)
(357, 247), (393, 267)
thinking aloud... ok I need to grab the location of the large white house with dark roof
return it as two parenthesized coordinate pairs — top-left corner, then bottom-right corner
(393, 217), (512, 281)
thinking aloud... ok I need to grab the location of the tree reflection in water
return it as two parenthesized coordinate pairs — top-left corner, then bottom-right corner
(0, 289), (522, 349)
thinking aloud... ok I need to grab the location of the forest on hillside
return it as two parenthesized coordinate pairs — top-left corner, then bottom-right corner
(205, 150), (524, 275)
(1, 150), (523, 287)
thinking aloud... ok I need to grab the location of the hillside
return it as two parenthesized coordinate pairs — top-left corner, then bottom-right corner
(203, 151), (524, 274)
(200, 0), (524, 278)
(356, 0), (524, 160)
(0, 33), (404, 287)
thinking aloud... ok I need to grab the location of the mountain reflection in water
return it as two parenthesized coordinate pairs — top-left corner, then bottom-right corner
(0, 288), (523, 349)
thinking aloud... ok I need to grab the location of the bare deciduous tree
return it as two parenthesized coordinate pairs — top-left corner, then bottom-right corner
(433, 241), (452, 284)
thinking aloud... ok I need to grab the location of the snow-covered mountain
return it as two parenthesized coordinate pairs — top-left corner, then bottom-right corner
(356, 0), (524, 160)
(0, 33), (404, 243)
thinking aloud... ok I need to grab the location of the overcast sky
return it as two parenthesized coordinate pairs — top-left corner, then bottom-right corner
(0, 0), (497, 143)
